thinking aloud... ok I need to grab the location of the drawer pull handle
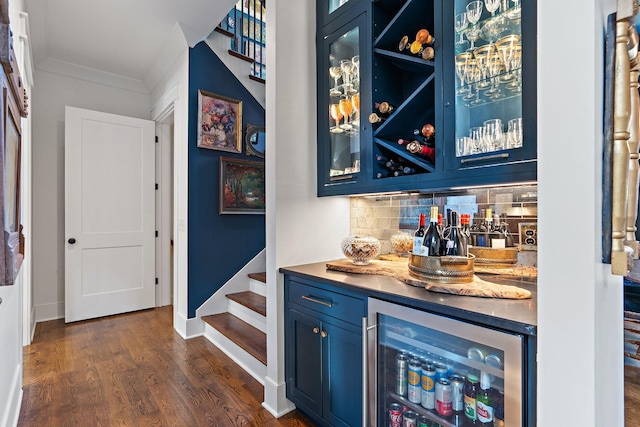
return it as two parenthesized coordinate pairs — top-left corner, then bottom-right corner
(313, 326), (320, 334)
(301, 295), (333, 307)
(321, 330), (328, 338)
(460, 153), (509, 164)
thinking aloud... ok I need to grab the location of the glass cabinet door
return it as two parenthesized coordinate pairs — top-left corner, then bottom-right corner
(445, 0), (536, 170)
(318, 12), (369, 193)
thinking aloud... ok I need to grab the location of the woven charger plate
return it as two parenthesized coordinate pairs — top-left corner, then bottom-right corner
(326, 259), (531, 299)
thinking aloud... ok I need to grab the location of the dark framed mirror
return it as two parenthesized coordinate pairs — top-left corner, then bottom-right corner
(245, 124), (265, 158)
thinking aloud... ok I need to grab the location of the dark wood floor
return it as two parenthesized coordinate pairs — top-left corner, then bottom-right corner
(18, 306), (316, 427)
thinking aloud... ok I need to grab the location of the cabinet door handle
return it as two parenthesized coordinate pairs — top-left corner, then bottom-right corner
(313, 326), (320, 334)
(301, 295), (333, 307)
(362, 317), (368, 426)
(320, 330), (327, 338)
(460, 153), (509, 164)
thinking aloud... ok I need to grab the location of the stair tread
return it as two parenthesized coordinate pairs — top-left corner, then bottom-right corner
(248, 272), (266, 283)
(202, 313), (267, 365)
(227, 291), (266, 316)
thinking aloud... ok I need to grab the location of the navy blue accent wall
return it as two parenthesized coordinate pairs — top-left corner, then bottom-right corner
(188, 42), (265, 318)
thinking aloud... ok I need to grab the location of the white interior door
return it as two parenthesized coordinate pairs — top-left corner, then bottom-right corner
(65, 106), (156, 323)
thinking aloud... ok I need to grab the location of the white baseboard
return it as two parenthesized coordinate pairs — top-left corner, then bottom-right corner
(35, 301), (64, 322)
(174, 311), (204, 339)
(262, 375), (296, 418)
(1, 364), (22, 427)
(203, 323), (266, 386)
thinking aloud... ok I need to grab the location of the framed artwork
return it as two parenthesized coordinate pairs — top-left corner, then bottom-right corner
(197, 90), (242, 153)
(219, 157), (265, 214)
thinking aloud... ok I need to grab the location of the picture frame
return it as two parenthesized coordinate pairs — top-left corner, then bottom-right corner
(219, 157), (265, 215)
(245, 124), (265, 159)
(197, 90), (242, 153)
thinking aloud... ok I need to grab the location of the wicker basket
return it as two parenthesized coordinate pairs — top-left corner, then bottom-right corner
(408, 253), (475, 283)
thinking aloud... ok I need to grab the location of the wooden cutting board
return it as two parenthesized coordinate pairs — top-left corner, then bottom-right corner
(326, 259), (532, 299)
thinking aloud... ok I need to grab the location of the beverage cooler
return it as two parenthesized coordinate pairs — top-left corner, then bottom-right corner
(366, 298), (525, 427)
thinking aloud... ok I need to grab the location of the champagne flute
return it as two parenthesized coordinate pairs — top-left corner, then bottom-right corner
(339, 96), (353, 130)
(329, 66), (342, 96)
(455, 52), (472, 94)
(329, 104), (344, 133)
(351, 55), (360, 85)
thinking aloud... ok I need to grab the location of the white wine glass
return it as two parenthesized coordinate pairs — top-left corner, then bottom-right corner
(485, 0), (500, 17)
(329, 104), (344, 133)
(466, 1), (484, 29)
(340, 59), (354, 94)
(454, 13), (469, 45)
(339, 96), (353, 130)
(329, 66), (342, 96)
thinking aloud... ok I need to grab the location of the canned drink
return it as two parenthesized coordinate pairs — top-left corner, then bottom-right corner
(421, 364), (436, 410)
(407, 358), (422, 403)
(396, 353), (408, 396)
(449, 374), (465, 412)
(435, 378), (453, 417)
(417, 415), (432, 427)
(402, 410), (418, 427)
(434, 362), (448, 381)
(388, 402), (403, 427)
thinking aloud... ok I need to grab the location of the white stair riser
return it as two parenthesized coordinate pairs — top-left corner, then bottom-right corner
(203, 323), (266, 385)
(227, 299), (266, 334)
(250, 278), (266, 297)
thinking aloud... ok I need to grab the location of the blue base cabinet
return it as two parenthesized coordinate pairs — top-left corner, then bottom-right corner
(285, 276), (367, 427)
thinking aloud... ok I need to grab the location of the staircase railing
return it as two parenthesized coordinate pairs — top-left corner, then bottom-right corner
(217, 0), (266, 80)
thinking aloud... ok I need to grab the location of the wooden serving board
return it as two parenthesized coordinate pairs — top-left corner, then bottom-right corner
(326, 259), (532, 299)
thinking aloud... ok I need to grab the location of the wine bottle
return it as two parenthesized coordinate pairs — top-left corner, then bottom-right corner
(398, 139), (436, 163)
(413, 123), (436, 145)
(422, 206), (441, 256)
(376, 171), (391, 179)
(375, 154), (388, 163)
(369, 112), (387, 124)
(460, 214), (470, 256)
(483, 208), (493, 248)
(445, 211), (462, 256)
(374, 101), (396, 115)
(413, 213), (427, 255)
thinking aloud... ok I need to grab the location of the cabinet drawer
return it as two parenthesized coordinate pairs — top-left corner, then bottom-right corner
(288, 280), (365, 326)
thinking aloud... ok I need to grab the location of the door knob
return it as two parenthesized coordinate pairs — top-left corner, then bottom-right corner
(320, 330), (327, 338)
(68, 238), (76, 244)
(313, 326), (320, 334)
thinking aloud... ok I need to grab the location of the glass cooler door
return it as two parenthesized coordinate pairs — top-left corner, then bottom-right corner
(367, 298), (524, 427)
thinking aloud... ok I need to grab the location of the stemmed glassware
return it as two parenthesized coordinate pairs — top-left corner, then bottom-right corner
(455, 13), (469, 47)
(465, 1), (483, 50)
(329, 66), (342, 96)
(486, 52), (504, 99)
(329, 104), (344, 133)
(485, 0), (500, 17)
(455, 52), (472, 95)
(350, 93), (360, 127)
(505, 44), (522, 92)
(339, 95), (353, 131)
(473, 44), (494, 90)
(340, 59), (355, 95)
(484, 118), (504, 151)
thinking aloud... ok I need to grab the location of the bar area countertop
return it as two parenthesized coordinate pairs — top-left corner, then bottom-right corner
(280, 260), (537, 336)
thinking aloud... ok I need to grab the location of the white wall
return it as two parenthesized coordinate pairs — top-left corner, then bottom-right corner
(0, 268), (24, 427)
(31, 68), (151, 321)
(263, 0), (351, 417)
(537, 0), (622, 426)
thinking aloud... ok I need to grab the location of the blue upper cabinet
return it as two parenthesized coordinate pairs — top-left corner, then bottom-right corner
(442, 0), (537, 175)
(316, 0), (537, 197)
(317, 3), (372, 196)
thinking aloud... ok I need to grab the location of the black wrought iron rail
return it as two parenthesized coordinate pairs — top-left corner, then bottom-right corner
(217, 0), (266, 81)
